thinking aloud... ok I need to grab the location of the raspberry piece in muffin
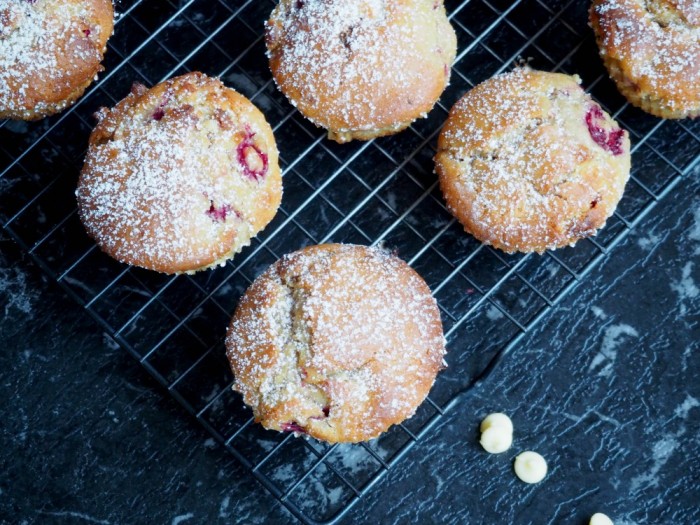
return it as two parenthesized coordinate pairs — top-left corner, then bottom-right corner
(585, 105), (626, 156)
(237, 126), (270, 181)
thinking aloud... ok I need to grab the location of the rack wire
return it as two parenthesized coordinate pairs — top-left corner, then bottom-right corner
(1, 0), (698, 523)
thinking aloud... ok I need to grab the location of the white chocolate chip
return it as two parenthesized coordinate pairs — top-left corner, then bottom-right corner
(479, 425), (513, 454)
(590, 513), (614, 525)
(480, 412), (514, 434)
(514, 451), (548, 483)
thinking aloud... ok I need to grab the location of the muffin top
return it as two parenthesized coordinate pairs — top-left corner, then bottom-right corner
(266, 0), (457, 141)
(435, 68), (631, 253)
(226, 243), (446, 443)
(590, 0), (700, 118)
(0, 0), (113, 119)
(77, 72), (282, 274)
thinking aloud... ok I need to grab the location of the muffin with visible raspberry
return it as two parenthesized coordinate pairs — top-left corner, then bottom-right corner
(590, 0), (699, 119)
(435, 68), (631, 254)
(0, 0), (113, 120)
(77, 72), (282, 274)
(226, 243), (446, 443)
(266, 0), (457, 143)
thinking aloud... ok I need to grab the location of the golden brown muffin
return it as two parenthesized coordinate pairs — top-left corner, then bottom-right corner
(590, 0), (700, 119)
(0, 0), (113, 120)
(434, 68), (631, 254)
(226, 244), (446, 443)
(76, 72), (282, 274)
(266, 0), (457, 143)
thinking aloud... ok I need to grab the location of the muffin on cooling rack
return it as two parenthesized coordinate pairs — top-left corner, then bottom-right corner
(434, 68), (631, 254)
(590, 0), (700, 119)
(77, 72), (282, 274)
(226, 243), (446, 443)
(0, 0), (113, 120)
(265, 0), (457, 143)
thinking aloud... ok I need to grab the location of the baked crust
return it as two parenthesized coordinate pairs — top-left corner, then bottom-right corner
(590, 0), (700, 118)
(266, 0), (457, 143)
(77, 72), (282, 274)
(0, 0), (114, 120)
(226, 243), (446, 443)
(434, 68), (631, 254)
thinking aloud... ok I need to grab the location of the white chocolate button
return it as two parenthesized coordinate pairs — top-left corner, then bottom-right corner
(479, 425), (513, 453)
(514, 451), (548, 483)
(480, 412), (513, 434)
(590, 513), (614, 525)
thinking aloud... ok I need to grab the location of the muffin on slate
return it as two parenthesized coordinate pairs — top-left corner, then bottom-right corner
(590, 0), (700, 119)
(226, 243), (446, 443)
(77, 72), (282, 274)
(0, 0), (113, 120)
(265, 0), (457, 143)
(435, 68), (631, 254)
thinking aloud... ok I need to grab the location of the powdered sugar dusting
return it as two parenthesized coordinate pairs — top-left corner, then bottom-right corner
(0, 0), (109, 117)
(436, 69), (631, 253)
(226, 244), (446, 443)
(76, 73), (281, 274)
(266, 0), (456, 136)
(592, 0), (700, 115)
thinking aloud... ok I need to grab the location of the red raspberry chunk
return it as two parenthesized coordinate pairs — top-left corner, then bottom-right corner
(237, 126), (269, 181)
(281, 422), (306, 434)
(585, 105), (625, 156)
(206, 201), (233, 222)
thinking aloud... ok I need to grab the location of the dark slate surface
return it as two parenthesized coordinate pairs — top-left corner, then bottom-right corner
(2, 172), (698, 524)
(343, 174), (700, 525)
(0, 236), (292, 525)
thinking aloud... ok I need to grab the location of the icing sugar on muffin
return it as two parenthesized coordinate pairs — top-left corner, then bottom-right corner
(590, 0), (700, 119)
(266, 0), (457, 143)
(226, 243), (446, 443)
(0, 0), (113, 120)
(434, 68), (631, 254)
(77, 72), (282, 274)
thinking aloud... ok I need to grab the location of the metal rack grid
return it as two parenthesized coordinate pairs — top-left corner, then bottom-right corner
(1, 0), (698, 522)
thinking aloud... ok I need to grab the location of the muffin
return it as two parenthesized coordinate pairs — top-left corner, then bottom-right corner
(590, 0), (700, 119)
(77, 72), (282, 274)
(265, 0), (457, 143)
(226, 243), (446, 443)
(0, 0), (114, 120)
(434, 68), (631, 254)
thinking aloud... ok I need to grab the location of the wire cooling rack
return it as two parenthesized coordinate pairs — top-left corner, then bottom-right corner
(1, 0), (698, 523)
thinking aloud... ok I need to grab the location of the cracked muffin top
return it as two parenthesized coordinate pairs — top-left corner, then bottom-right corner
(76, 72), (282, 274)
(265, 0), (457, 143)
(226, 243), (446, 443)
(434, 68), (631, 254)
(0, 0), (113, 120)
